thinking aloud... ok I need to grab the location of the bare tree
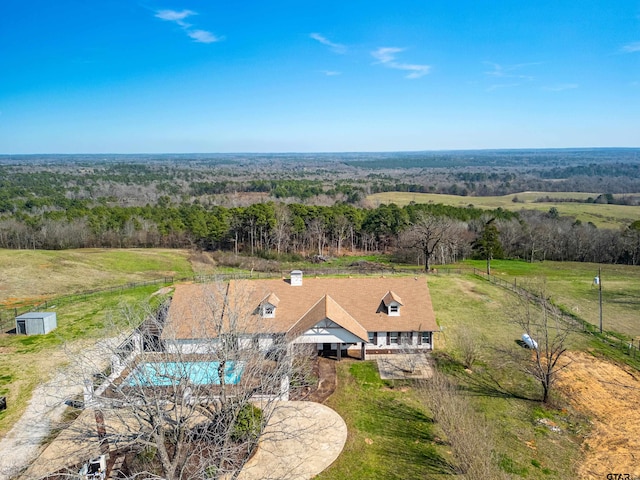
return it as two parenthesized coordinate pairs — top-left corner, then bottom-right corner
(420, 371), (506, 480)
(37, 282), (308, 480)
(399, 213), (459, 271)
(454, 328), (482, 370)
(511, 283), (573, 403)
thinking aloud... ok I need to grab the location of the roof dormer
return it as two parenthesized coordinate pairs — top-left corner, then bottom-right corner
(260, 293), (280, 318)
(382, 291), (403, 316)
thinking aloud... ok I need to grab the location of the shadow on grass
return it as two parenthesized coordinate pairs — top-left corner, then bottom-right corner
(434, 351), (538, 402)
(355, 393), (455, 476)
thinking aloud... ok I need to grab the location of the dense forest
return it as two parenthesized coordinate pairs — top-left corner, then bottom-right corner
(1, 149), (639, 266)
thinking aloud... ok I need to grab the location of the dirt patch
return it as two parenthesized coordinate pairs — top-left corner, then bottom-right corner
(457, 280), (487, 301)
(307, 358), (337, 403)
(556, 351), (640, 479)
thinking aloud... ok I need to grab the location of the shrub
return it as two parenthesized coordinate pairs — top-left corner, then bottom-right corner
(231, 403), (263, 443)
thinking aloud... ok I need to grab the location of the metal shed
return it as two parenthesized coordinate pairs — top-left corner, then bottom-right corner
(15, 312), (57, 335)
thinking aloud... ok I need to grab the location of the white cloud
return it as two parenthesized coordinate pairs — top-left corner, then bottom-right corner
(622, 42), (640, 53)
(372, 47), (404, 64)
(371, 47), (430, 79)
(310, 33), (346, 54)
(155, 8), (220, 44)
(155, 9), (196, 27)
(322, 70), (341, 76)
(187, 30), (220, 43)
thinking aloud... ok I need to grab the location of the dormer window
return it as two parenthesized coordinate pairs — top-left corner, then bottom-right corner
(260, 292), (280, 319)
(382, 291), (403, 316)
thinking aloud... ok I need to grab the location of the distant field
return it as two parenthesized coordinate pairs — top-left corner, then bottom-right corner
(367, 191), (640, 228)
(0, 248), (206, 307)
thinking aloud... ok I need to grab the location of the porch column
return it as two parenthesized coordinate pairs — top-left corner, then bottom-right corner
(337, 343), (342, 361)
(361, 342), (366, 360)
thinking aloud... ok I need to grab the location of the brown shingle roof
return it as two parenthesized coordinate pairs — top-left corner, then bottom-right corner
(163, 276), (438, 341)
(287, 295), (369, 342)
(382, 290), (403, 306)
(261, 292), (280, 307)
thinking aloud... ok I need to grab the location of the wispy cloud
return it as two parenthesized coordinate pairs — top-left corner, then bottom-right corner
(486, 83), (521, 92)
(310, 33), (346, 54)
(483, 61), (540, 80)
(155, 8), (220, 44)
(621, 42), (640, 53)
(371, 47), (430, 79)
(542, 83), (579, 92)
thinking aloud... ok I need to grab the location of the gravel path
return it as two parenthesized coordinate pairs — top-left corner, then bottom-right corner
(0, 337), (121, 480)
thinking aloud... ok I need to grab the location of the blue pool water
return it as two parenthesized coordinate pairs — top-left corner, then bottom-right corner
(125, 361), (245, 387)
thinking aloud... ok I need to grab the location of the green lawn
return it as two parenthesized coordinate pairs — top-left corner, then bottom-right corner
(316, 361), (454, 480)
(428, 275), (584, 478)
(367, 191), (640, 229)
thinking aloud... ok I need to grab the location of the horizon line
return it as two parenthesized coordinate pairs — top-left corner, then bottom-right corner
(2, 146), (640, 157)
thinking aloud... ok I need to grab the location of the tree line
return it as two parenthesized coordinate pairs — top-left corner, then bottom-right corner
(1, 199), (639, 266)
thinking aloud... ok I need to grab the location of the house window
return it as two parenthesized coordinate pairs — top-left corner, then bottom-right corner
(261, 305), (275, 318)
(421, 332), (431, 346)
(401, 332), (412, 345)
(390, 332), (399, 345)
(368, 332), (375, 344)
(388, 303), (400, 316)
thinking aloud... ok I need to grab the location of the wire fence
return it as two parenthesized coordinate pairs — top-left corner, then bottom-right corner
(470, 267), (640, 360)
(5, 264), (636, 361)
(0, 267), (421, 333)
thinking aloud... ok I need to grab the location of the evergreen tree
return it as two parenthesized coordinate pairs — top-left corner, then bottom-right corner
(473, 218), (503, 275)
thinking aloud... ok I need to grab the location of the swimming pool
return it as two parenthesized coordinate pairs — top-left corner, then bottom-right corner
(124, 361), (245, 387)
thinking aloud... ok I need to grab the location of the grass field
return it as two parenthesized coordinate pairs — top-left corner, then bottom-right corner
(0, 248), (202, 307)
(367, 191), (640, 228)
(459, 259), (640, 338)
(0, 248), (207, 435)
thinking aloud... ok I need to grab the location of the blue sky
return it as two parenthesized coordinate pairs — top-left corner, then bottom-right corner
(1, 1), (639, 153)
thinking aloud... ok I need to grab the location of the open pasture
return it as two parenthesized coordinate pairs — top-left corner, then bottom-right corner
(461, 260), (640, 339)
(0, 248), (200, 307)
(367, 191), (640, 228)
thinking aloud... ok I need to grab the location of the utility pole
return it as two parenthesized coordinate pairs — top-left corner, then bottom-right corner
(598, 266), (603, 334)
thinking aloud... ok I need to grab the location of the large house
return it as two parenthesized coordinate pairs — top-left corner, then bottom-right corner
(161, 271), (438, 359)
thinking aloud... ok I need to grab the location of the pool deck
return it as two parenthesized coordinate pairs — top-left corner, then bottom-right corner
(238, 401), (347, 480)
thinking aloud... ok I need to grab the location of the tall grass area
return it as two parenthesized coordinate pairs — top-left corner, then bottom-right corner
(461, 259), (640, 338)
(0, 284), (165, 434)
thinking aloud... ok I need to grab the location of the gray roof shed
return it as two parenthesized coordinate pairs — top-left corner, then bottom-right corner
(15, 312), (57, 335)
